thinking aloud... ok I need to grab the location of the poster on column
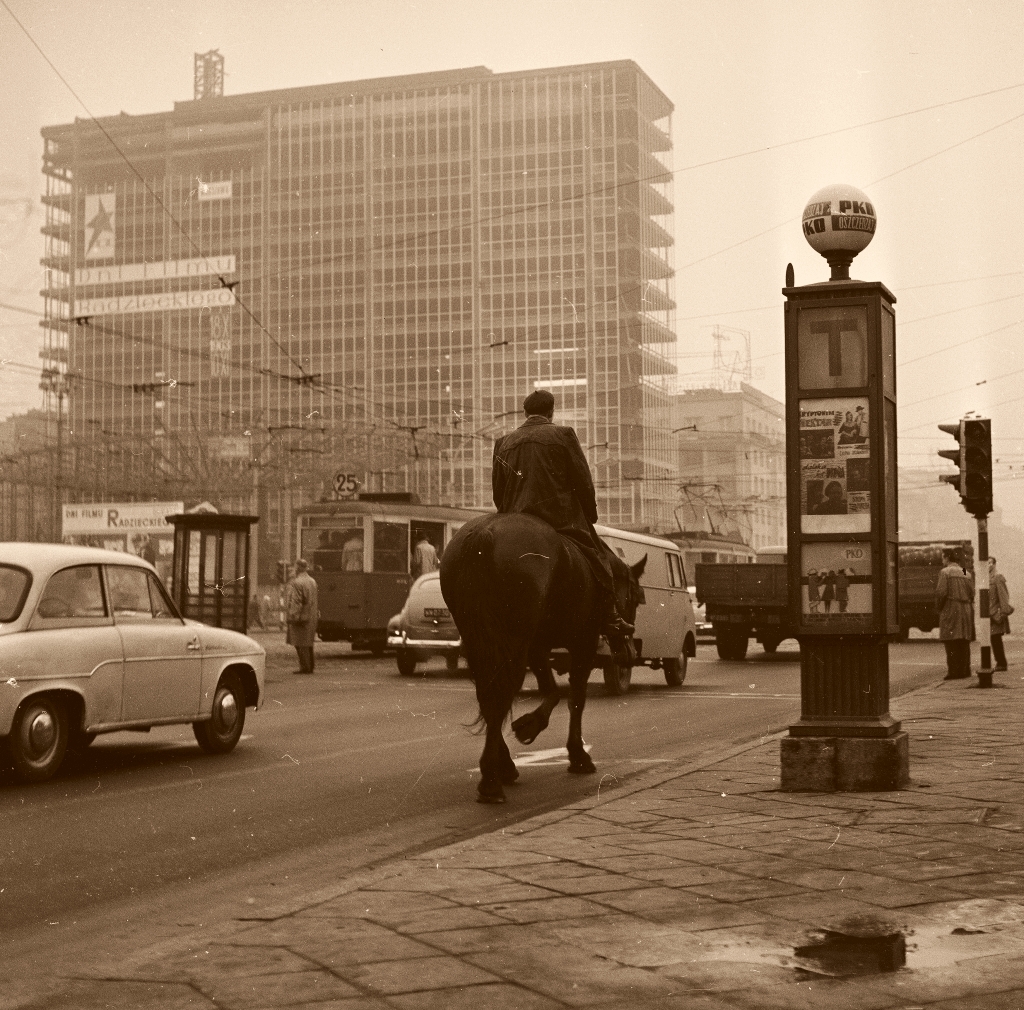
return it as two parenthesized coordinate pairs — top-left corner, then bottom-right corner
(801, 541), (873, 627)
(799, 396), (871, 533)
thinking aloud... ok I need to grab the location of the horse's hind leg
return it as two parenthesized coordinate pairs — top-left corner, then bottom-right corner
(476, 675), (523, 803)
(566, 657), (597, 774)
(511, 648), (560, 746)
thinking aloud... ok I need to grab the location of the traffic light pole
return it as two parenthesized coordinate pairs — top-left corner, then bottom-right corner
(976, 517), (993, 688)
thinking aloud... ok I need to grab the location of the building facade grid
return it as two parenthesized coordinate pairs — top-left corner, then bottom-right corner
(40, 61), (680, 577)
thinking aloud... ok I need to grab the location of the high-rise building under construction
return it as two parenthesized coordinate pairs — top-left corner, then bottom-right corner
(40, 60), (678, 578)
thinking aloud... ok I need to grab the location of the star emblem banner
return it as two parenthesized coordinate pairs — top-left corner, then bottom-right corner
(84, 193), (116, 261)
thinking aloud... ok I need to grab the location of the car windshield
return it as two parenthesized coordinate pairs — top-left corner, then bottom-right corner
(0, 565), (31, 622)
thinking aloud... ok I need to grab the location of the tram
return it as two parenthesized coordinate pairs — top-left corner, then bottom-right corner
(663, 531), (757, 585)
(294, 494), (487, 653)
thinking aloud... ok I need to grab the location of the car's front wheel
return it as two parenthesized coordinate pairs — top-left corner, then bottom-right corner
(663, 654), (687, 686)
(9, 695), (69, 783)
(193, 674), (246, 754)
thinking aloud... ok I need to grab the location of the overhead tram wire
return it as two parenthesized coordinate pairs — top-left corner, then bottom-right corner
(236, 78), (1024, 289)
(12, 8), (1024, 446)
(12, 10), (1021, 375)
(8, 2), (1023, 323)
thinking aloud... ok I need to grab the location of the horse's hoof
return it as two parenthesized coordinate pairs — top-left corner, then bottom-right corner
(511, 714), (538, 745)
(499, 765), (520, 785)
(476, 790), (507, 804)
(568, 757), (597, 775)
(477, 780), (507, 803)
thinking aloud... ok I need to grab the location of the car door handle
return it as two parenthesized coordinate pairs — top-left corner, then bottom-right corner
(186, 637), (202, 651)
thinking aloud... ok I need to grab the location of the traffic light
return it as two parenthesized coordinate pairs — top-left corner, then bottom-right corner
(937, 418), (992, 518)
(962, 418), (992, 517)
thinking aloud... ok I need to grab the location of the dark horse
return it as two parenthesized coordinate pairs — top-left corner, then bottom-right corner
(439, 512), (646, 803)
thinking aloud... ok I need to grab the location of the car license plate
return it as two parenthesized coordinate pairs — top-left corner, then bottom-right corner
(424, 607), (450, 619)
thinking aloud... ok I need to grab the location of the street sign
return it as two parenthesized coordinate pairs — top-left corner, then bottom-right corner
(333, 472), (360, 498)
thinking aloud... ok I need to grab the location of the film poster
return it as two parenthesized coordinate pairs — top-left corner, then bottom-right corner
(800, 396), (871, 534)
(801, 541), (872, 627)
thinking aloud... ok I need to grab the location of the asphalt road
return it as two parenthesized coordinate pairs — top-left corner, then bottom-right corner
(0, 633), (954, 975)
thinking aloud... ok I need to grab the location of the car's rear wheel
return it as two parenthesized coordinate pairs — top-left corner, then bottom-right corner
(445, 652), (460, 675)
(663, 654), (687, 686)
(9, 695), (69, 783)
(193, 673), (245, 754)
(603, 661), (632, 695)
(715, 628), (748, 661)
(396, 650), (418, 677)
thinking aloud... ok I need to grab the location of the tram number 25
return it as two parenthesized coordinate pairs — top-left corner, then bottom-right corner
(333, 472), (361, 496)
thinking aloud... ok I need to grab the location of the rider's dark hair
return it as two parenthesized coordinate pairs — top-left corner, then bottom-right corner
(524, 389), (554, 417)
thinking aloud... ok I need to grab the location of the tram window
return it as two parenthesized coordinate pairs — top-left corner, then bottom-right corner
(373, 522), (409, 573)
(304, 526), (364, 572)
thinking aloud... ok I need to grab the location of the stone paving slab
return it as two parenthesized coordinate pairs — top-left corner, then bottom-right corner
(8, 674), (1024, 1009)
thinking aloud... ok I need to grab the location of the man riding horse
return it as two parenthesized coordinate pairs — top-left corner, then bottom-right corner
(491, 388), (635, 657)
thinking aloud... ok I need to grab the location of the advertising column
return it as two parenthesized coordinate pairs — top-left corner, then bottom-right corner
(780, 184), (907, 792)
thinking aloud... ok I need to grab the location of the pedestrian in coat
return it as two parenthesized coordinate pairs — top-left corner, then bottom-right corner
(286, 558), (319, 674)
(491, 388), (633, 646)
(988, 556), (1013, 671)
(936, 549), (974, 680)
(412, 535), (439, 576)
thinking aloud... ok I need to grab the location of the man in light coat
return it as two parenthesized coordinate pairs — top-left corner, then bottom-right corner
(413, 535), (439, 576)
(286, 558), (319, 674)
(936, 548), (974, 680)
(989, 556), (1012, 672)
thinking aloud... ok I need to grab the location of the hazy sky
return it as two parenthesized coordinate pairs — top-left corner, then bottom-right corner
(2, 0), (1023, 513)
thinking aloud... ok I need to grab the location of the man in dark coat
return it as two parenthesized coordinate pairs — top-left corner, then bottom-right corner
(936, 548), (974, 680)
(492, 389), (634, 645)
(286, 558), (319, 674)
(988, 556), (1012, 672)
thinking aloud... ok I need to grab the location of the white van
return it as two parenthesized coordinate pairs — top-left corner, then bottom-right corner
(595, 525), (698, 695)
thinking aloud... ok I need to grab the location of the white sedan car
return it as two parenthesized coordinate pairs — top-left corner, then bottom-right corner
(0, 543), (265, 783)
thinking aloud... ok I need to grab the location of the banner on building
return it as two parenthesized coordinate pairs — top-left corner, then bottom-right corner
(799, 396), (871, 534)
(74, 288), (237, 317)
(198, 180), (233, 201)
(75, 255), (236, 287)
(62, 501), (184, 536)
(83, 194), (116, 261)
(209, 311), (232, 377)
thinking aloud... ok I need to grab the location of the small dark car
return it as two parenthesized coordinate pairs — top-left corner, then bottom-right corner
(386, 573), (462, 676)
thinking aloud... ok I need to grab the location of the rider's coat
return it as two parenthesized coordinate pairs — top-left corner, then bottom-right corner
(491, 415), (596, 545)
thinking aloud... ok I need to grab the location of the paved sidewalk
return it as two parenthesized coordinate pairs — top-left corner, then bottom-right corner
(12, 672), (1024, 1009)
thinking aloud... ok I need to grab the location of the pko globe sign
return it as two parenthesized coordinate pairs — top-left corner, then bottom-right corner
(802, 183), (876, 280)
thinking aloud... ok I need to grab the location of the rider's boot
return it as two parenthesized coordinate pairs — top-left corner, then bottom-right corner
(597, 590), (634, 659)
